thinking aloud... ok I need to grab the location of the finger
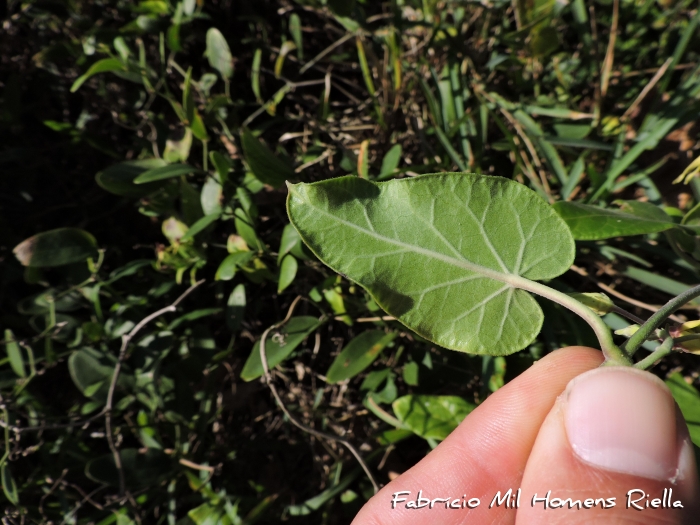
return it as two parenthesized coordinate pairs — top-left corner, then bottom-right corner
(351, 346), (604, 525)
(517, 366), (700, 525)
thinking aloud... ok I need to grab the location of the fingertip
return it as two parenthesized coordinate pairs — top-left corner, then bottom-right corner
(518, 366), (699, 524)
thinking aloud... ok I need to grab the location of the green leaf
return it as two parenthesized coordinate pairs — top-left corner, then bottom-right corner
(68, 347), (134, 401)
(96, 159), (169, 196)
(287, 173), (574, 356)
(566, 292), (614, 315)
(180, 179), (204, 225)
(168, 308), (222, 330)
(70, 57), (125, 92)
(674, 153), (700, 184)
(614, 200), (672, 222)
(183, 67), (195, 124)
(85, 449), (172, 489)
(4, 329), (25, 378)
(190, 113), (209, 141)
(277, 254), (298, 294)
(179, 212), (220, 242)
(205, 28), (233, 79)
(209, 151), (232, 183)
(200, 175), (223, 216)
(1, 464), (19, 506)
(133, 163), (204, 184)
(226, 284), (246, 332)
(234, 208), (262, 251)
(392, 395), (475, 440)
(240, 316), (321, 381)
(278, 223), (302, 264)
(13, 228), (98, 268)
(215, 251), (253, 281)
(531, 25), (559, 57)
(289, 13), (303, 60)
(188, 503), (224, 525)
(553, 201), (677, 240)
(666, 373), (700, 447)
(163, 129), (193, 163)
(682, 201), (700, 229)
(326, 331), (396, 384)
(251, 49), (262, 102)
(402, 361), (419, 386)
(379, 144), (402, 179)
(240, 130), (294, 188)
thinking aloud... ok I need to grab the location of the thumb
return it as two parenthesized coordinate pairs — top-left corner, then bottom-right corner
(516, 366), (699, 524)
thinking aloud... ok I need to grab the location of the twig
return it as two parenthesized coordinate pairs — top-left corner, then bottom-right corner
(621, 57), (673, 122)
(352, 316), (396, 323)
(178, 458), (216, 472)
(105, 280), (205, 497)
(611, 305), (646, 326)
(570, 265), (684, 323)
(299, 33), (355, 75)
(259, 296), (380, 493)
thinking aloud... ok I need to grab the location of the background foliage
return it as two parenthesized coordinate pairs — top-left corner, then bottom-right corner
(3, 0), (700, 523)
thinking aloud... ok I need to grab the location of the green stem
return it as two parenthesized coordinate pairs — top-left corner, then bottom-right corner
(611, 305), (646, 325)
(513, 277), (631, 366)
(624, 283), (700, 356)
(634, 336), (675, 370)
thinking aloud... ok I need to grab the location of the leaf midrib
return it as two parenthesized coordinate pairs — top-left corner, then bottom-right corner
(295, 190), (531, 289)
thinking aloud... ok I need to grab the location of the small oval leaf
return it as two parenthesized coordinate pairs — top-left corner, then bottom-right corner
(277, 254), (298, 294)
(4, 329), (25, 378)
(240, 130), (294, 188)
(205, 28), (234, 79)
(70, 57), (125, 93)
(68, 347), (134, 401)
(85, 449), (172, 488)
(240, 316), (321, 381)
(1, 464), (19, 506)
(226, 283), (246, 332)
(133, 163), (204, 184)
(326, 331), (395, 384)
(13, 228), (98, 268)
(96, 159), (169, 196)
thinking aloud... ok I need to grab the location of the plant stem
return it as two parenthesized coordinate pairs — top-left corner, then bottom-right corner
(512, 277), (632, 366)
(611, 305), (646, 325)
(624, 283), (700, 356)
(634, 336), (675, 370)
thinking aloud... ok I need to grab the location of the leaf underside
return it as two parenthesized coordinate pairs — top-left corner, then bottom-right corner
(287, 173), (575, 356)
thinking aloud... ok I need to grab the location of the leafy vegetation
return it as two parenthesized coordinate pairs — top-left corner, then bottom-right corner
(3, 0), (700, 523)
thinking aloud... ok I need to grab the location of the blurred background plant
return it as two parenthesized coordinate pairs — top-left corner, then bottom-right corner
(3, 0), (700, 523)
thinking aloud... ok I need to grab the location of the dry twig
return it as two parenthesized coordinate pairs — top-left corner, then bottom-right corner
(259, 296), (380, 493)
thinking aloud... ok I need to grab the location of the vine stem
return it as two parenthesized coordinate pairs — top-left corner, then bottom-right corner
(634, 336), (675, 370)
(259, 296), (380, 494)
(106, 280), (205, 497)
(624, 283), (700, 357)
(510, 277), (632, 366)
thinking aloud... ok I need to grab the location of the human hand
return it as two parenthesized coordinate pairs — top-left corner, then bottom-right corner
(352, 346), (699, 524)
